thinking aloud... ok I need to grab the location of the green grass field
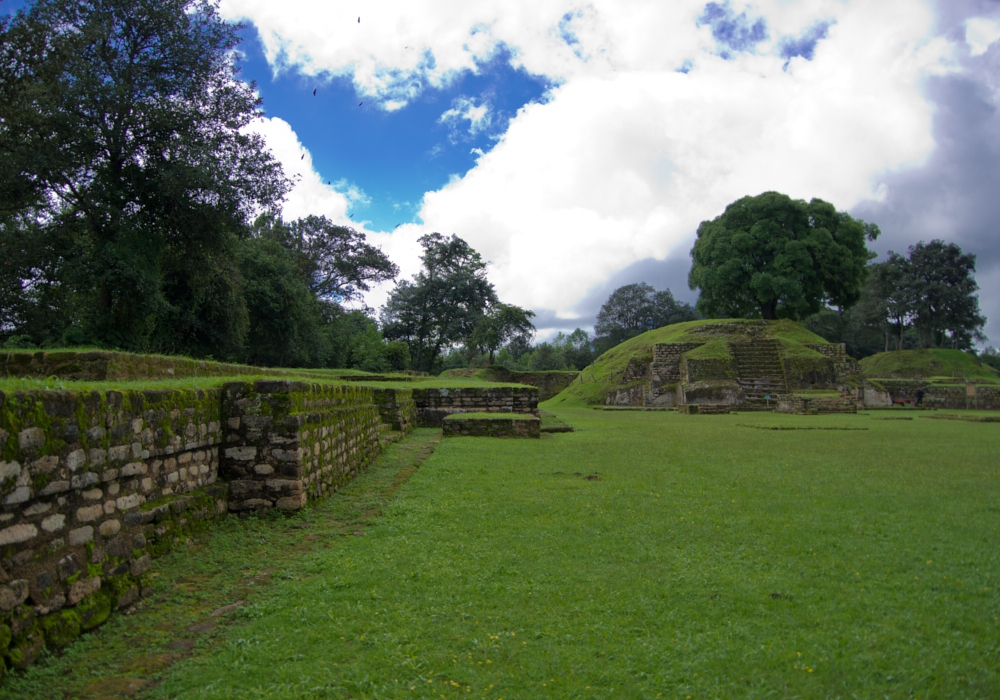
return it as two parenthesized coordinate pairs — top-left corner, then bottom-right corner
(5, 407), (999, 698)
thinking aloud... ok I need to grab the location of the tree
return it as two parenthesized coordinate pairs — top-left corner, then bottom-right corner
(254, 214), (398, 303)
(907, 240), (986, 349)
(469, 304), (536, 364)
(0, 0), (288, 350)
(381, 233), (498, 372)
(688, 192), (878, 320)
(594, 283), (696, 352)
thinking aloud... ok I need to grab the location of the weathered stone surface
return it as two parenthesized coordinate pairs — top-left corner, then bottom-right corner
(30, 455), (59, 474)
(70, 471), (100, 490)
(65, 448), (87, 471)
(39, 479), (70, 496)
(276, 494), (306, 510)
(0, 579), (29, 610)
(3, 486), (32, 505)
(99, 519), (121, 537)
(41, 513), (66, 532)
(116, 493), (144, 510)
(67, 576), (101, 605)
(0, 460), (21, 484)
(18, 427), (45, 450)
(0, 523), (37, 546)
(129, 555), (152, 577)
(76, 504), (104, 523)
(224, 446), (256, 461)
(68, 526), (94, 545)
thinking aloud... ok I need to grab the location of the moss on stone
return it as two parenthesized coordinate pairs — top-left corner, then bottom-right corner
(40, 609), (81, 649)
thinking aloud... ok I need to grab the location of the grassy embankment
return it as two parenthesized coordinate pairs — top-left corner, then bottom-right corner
(550, 319), (830, 405)
(5, 394), (998, 698)
(859, 348), (1000, 384)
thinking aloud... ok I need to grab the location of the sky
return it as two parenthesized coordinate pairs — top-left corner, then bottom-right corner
(5, 0), (1000, 343)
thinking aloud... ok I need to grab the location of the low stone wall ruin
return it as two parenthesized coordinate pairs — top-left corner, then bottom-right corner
(0, 388), (227, 670)
(0, 377), (539, 676)
(442, 414), (540, 438)
(411, 387), (539, 427)
(220, 382), (382, 513)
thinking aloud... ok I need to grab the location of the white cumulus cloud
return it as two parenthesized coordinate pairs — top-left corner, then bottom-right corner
(231, 0), (960, 322)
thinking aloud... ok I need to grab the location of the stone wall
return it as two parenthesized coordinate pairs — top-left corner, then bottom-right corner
(865, 379), (1000, 410)
(371, 388), (417, 432)
(0, 350), (290, 382)
(650, 344), (703, 385)
(0, 388), (227, 670)
(442, 415), (540, 438)
(411, 387), (539, 427)
(220, 381), (382, 513)
(680, 356), (736, 382)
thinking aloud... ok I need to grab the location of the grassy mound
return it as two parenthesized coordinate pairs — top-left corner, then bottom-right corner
(548, 319), (830, 406)
(859, 349), (999, 384)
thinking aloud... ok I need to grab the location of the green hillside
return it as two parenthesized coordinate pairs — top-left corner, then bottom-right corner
(859, 348), (1000, 384)
(548, 319), (830, 406)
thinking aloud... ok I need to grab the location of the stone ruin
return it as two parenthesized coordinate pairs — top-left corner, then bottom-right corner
(605, 321), (861, 413)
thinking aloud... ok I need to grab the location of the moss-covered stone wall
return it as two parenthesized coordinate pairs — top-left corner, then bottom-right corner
(0, 388), (227, 674)
(411, 387), (539, 427)
(442, 414), (540, 438)
(0, 350), (291, 382)
(220, 381), (383, 513)
(371, 388), (417, 432)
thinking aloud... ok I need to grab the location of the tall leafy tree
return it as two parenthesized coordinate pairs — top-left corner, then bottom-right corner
(907, 240), (986, 348)
(254, 214), (398, 303)
(381, 233), (498, 372)
(469, 303), (536, 364)
(0, 0), (288, 350)
(688, 192), (878, 320)
(594, 283), (696, 352)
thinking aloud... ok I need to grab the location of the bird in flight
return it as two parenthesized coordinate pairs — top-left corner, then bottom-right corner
(327, 180), (331, 185)
(313, 88), (317, 96)
(300, 154), (304, 160)
(359, 102), (363, 107)
(394, 223), (402, 230)
(358, 16), (360, 23)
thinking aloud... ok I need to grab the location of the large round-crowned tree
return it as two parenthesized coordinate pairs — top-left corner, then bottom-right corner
(688, 192), (878, 320)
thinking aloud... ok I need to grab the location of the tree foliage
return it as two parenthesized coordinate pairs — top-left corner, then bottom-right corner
(0, 0), (288, 349)
(594, 283), (697, 353)
(469, 304), (536, 364)
(688, 192), (877, 320)
(804, 240), (987, 356)
(381, 233), (498, 372)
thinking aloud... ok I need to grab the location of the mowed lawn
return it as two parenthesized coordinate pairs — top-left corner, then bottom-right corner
(10, 409), (1000, 699)
(140, 407), (1000, 699)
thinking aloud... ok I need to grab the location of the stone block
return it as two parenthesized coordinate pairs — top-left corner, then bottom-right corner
(276, 493), (306, 511)
(3, 486), (32, 505)
(224, 446), (256, 461)
(82, 488), (102, 500)
(0, 523), (37, 546)
(76, 505), (104, 523)
(18, 427), (45, 450)
(41, 514), (66, 532)
(68, 526), (94, 545)
(67, 576), (101, 606)
(99, 519), (121, 537)
(71, 472), (100, 490)
(120, 462), (147, 477)
(0, 580), (29, 611)
(129, 555), (152, 577)
(39, 480), (70, 496)
(31, 455), (59, 474)
(0, 460), (21, 484)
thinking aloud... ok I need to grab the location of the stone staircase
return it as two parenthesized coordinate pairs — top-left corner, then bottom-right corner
(731, 340), (788, 398)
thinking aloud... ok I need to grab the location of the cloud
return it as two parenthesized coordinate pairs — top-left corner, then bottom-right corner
(966, 17), (1000, 56)
(439, 96), (492, 138)
(230, 0), (967, 334)
(246, 116), (352, 221)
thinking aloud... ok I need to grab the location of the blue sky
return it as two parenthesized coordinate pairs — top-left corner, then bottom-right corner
(6, 0), (1000, 342)
(236, 26), (553, 231)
